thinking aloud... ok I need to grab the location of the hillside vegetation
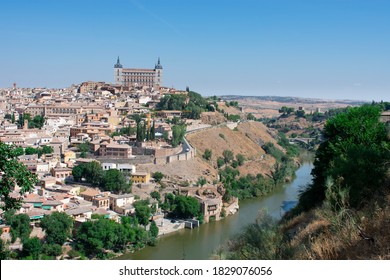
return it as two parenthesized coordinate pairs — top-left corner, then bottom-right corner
(187, 121), (300, 200)
(187, 125), (266, 163)
(220, 105), (390, 260)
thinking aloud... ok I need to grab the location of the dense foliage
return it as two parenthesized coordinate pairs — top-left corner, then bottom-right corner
(101, 169), (131, 194)
(18, 113), (45, 129)
(24, 145), (54, 157)
(4, 211), (32, 242)
(133, 200), (152, 226)
(157, 91), (214, 119)
(298, 105), (390, 211)
(171, 124), (186, 147)
(72, 162), (131, 193)
(0, 142), (38, 211)
(223, 212), (281, 260)
(216, 142), (296, 200)
(172, 195), (200, 219)
(161, 194), (200, 219)
(152, 172), (164, 183)
(220, 168), (276, 200)
(40, 212), (74, 245)
(74, 215), (153, 259)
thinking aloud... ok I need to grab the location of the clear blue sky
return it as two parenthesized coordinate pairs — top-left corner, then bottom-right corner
(0, 0), (389, 101)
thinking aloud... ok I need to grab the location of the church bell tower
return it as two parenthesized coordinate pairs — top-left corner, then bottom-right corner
(154, 57), (163, 89)
(114, 56), (123, 85)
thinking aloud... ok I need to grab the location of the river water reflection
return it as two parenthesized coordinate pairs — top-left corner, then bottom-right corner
(118, 157), (313, 260)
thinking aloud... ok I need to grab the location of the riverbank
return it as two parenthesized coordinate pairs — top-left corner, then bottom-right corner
(115, 159), (313, 260)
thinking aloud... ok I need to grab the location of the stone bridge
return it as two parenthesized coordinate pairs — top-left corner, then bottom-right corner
(287, 137), (316, 145)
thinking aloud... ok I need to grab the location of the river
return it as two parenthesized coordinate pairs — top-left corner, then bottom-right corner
(117, 156), (313, 260)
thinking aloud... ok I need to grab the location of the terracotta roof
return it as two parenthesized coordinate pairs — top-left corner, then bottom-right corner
(81, 188), (100, 197)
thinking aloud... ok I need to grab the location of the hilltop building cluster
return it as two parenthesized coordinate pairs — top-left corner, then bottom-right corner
(0, 57), (238, 243)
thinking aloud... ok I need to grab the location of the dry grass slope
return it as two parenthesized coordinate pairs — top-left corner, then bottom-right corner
(187, 122), (285, 176)
(187, 126), (265, 162)
(281, 193), (390, 260)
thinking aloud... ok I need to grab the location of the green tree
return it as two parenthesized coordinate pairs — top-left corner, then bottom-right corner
(42, 243), (63, 257)
(162, 193), (175, 211)
(22, 237), (42, 260)
(295, 110), (305, 118)
(67, 249), (81, 259)
(40, 212), (74, 245)
(150, 191), (161, 202)
(266, 162), (286, 186)
(149, 221), (159, 238)
(222, 149), (234, 163)
(262, 142), (284, 161)
(136, 122), (142, 142)
(11, 113), (15, 123)
(142, 121), (147, 141)
(0, 143), (38, 211)
(227, 114), (240, 122)
(171, 124), (186, 147)
(299, 105), (390, 211)
(41, 145), (53, 154)
(24, 146), (37, 155)
(150, 121), (156, 140)
(236, 154), (245, 166)
(172, 195), (200, 219)
(203, 149), (212, 161)
(217, 157), (225, 168)
(84, 161), (104, 186)
(101, 169), (131, 194)
(196, 177), (207, 187)
(72, 163), (86, 182)
(224, 212), (281, 259)
(18, 113), (24, 127)
(157, 94), (187, 110)
(78, 142), (90, 154)
(131, 114), (142, 124)
(163, 131), (169, 141)
(14, 146), (24, 156)
(0, 239), (11, 260)
(247, 113), (256, 121)
(30, 115), (45, 129)
(134, 201), (151, 226)
(279, 106), (294, 116)
(71, 161), (103, 186)
(152, 171), (164, 183)
(7, 213), (32, 243)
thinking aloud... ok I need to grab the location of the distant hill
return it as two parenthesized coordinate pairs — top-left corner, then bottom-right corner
(218, 95), (367, 106)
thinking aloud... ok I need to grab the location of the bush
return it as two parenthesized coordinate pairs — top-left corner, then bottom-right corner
(222, 150), (234, 163)
(224, 212), (281, 259)
(217, 157), (225, 168)
(262, 142), (284, 161)
(153, 172), (164, 183)
(68, 249), (81, 259)
(203, 149), (212, 160)
(236, 154), (245, 166)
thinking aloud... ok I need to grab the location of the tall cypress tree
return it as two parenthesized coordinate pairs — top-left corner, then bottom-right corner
(142, 122), (146, 141)
(150, 121), (155, 140)
(136, 122), (141, 142)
